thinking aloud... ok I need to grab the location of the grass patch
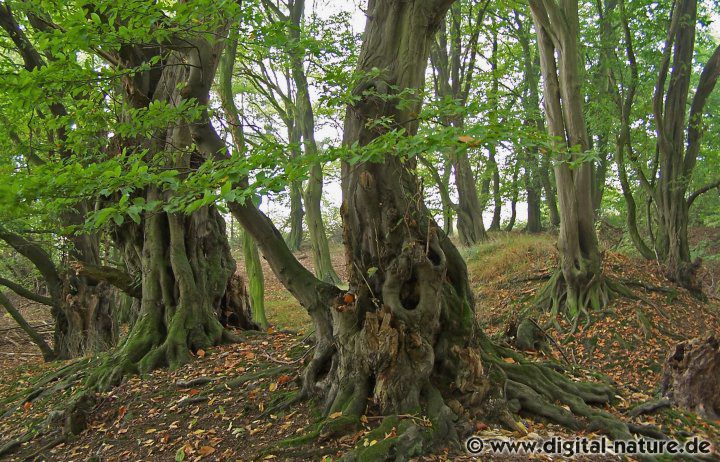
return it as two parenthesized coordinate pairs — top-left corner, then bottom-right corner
(464, 232), (556, 284)
(266, 292), (312, 333)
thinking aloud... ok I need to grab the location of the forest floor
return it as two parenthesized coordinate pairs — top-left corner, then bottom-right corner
(1, 231), (719, 461)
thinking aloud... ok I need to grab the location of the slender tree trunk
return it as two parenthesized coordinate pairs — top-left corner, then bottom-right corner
(541, 157), (560, 227)
(488, 145), (502, 231)
(515, 9), (546, 234)
(505, 161), (520, 231)
(455, 149), (488, 244)
(488, 31), (502, 231)
(285, 110), (305, 252)
(430, 4), (488, 245)
(525, 176), (543, 233)
(242, 229), (268, 329)
(218, 29), (269, 328)
(303, 165), (339, 283)
(615, 137), (654, 259)
(289, 0), (340, 283)
(441, 160), (454, 235)
(592, 135), (608, 215)
(418, 155), (455, 236)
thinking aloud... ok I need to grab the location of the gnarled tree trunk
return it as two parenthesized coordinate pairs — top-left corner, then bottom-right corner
(89, 26), (258, 388)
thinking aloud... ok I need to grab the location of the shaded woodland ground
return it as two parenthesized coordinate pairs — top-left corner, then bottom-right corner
(1, 229), (718, 461)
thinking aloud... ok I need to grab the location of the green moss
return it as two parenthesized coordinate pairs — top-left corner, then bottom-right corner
(276, 421), (323, 448)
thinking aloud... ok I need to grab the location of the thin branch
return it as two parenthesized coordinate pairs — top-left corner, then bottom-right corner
(687, 178), (720, 208)
(0, 277), (53, 306)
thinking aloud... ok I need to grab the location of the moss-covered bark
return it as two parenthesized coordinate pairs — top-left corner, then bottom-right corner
(242, 230), (269, 329)
(89, 200), (234, 390)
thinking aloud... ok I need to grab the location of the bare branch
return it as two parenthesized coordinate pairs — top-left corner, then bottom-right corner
(0, 277), (54, 306)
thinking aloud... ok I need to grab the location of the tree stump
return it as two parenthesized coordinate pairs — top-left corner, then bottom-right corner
(220, 273), (258, 330)
(661, 335), (720, 419)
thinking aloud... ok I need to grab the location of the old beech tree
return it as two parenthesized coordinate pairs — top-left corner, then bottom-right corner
(226, 0), (655, 458)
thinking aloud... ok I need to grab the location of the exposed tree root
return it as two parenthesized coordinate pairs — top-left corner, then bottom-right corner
(0, 358), (91, 419)
(0, 359), (99, 459)
(22, 432), (66, 461)
(0, 432), (34, 458)
(85, 312), (238, 392)
(217, 365), (291, 392)
(533, 270), (638, 333)
(627, 398), (672, 417)
(475, 336), (661, 441)
(269, 329), (665, 461)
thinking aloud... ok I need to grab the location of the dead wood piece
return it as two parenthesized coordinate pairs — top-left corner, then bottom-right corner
(661, 336), (720, 419)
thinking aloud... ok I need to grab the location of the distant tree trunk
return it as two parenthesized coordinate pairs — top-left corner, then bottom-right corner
(430, 2), (488, 245)
(286, 132), (305, 252)
(455, 149), (488, 244)
(525, 179), (543, 233)
(218, 31), (269, 329)
(592, 135), (608, 215)
(288, 0), (340, 283)
(541, 157), (561, 227)
(505, 161), (520, 231)
(531, 0), (612, 318)
(515, 9), (544, 234)
(488, 31), (502, 231)
(242, 229), (268, 329)
(441, 160), (455, 235)
(418, 155), (455, 236)
(487, 145), (502, 231)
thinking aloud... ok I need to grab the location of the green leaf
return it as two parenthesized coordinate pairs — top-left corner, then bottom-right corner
(175, 446), (185, 462)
